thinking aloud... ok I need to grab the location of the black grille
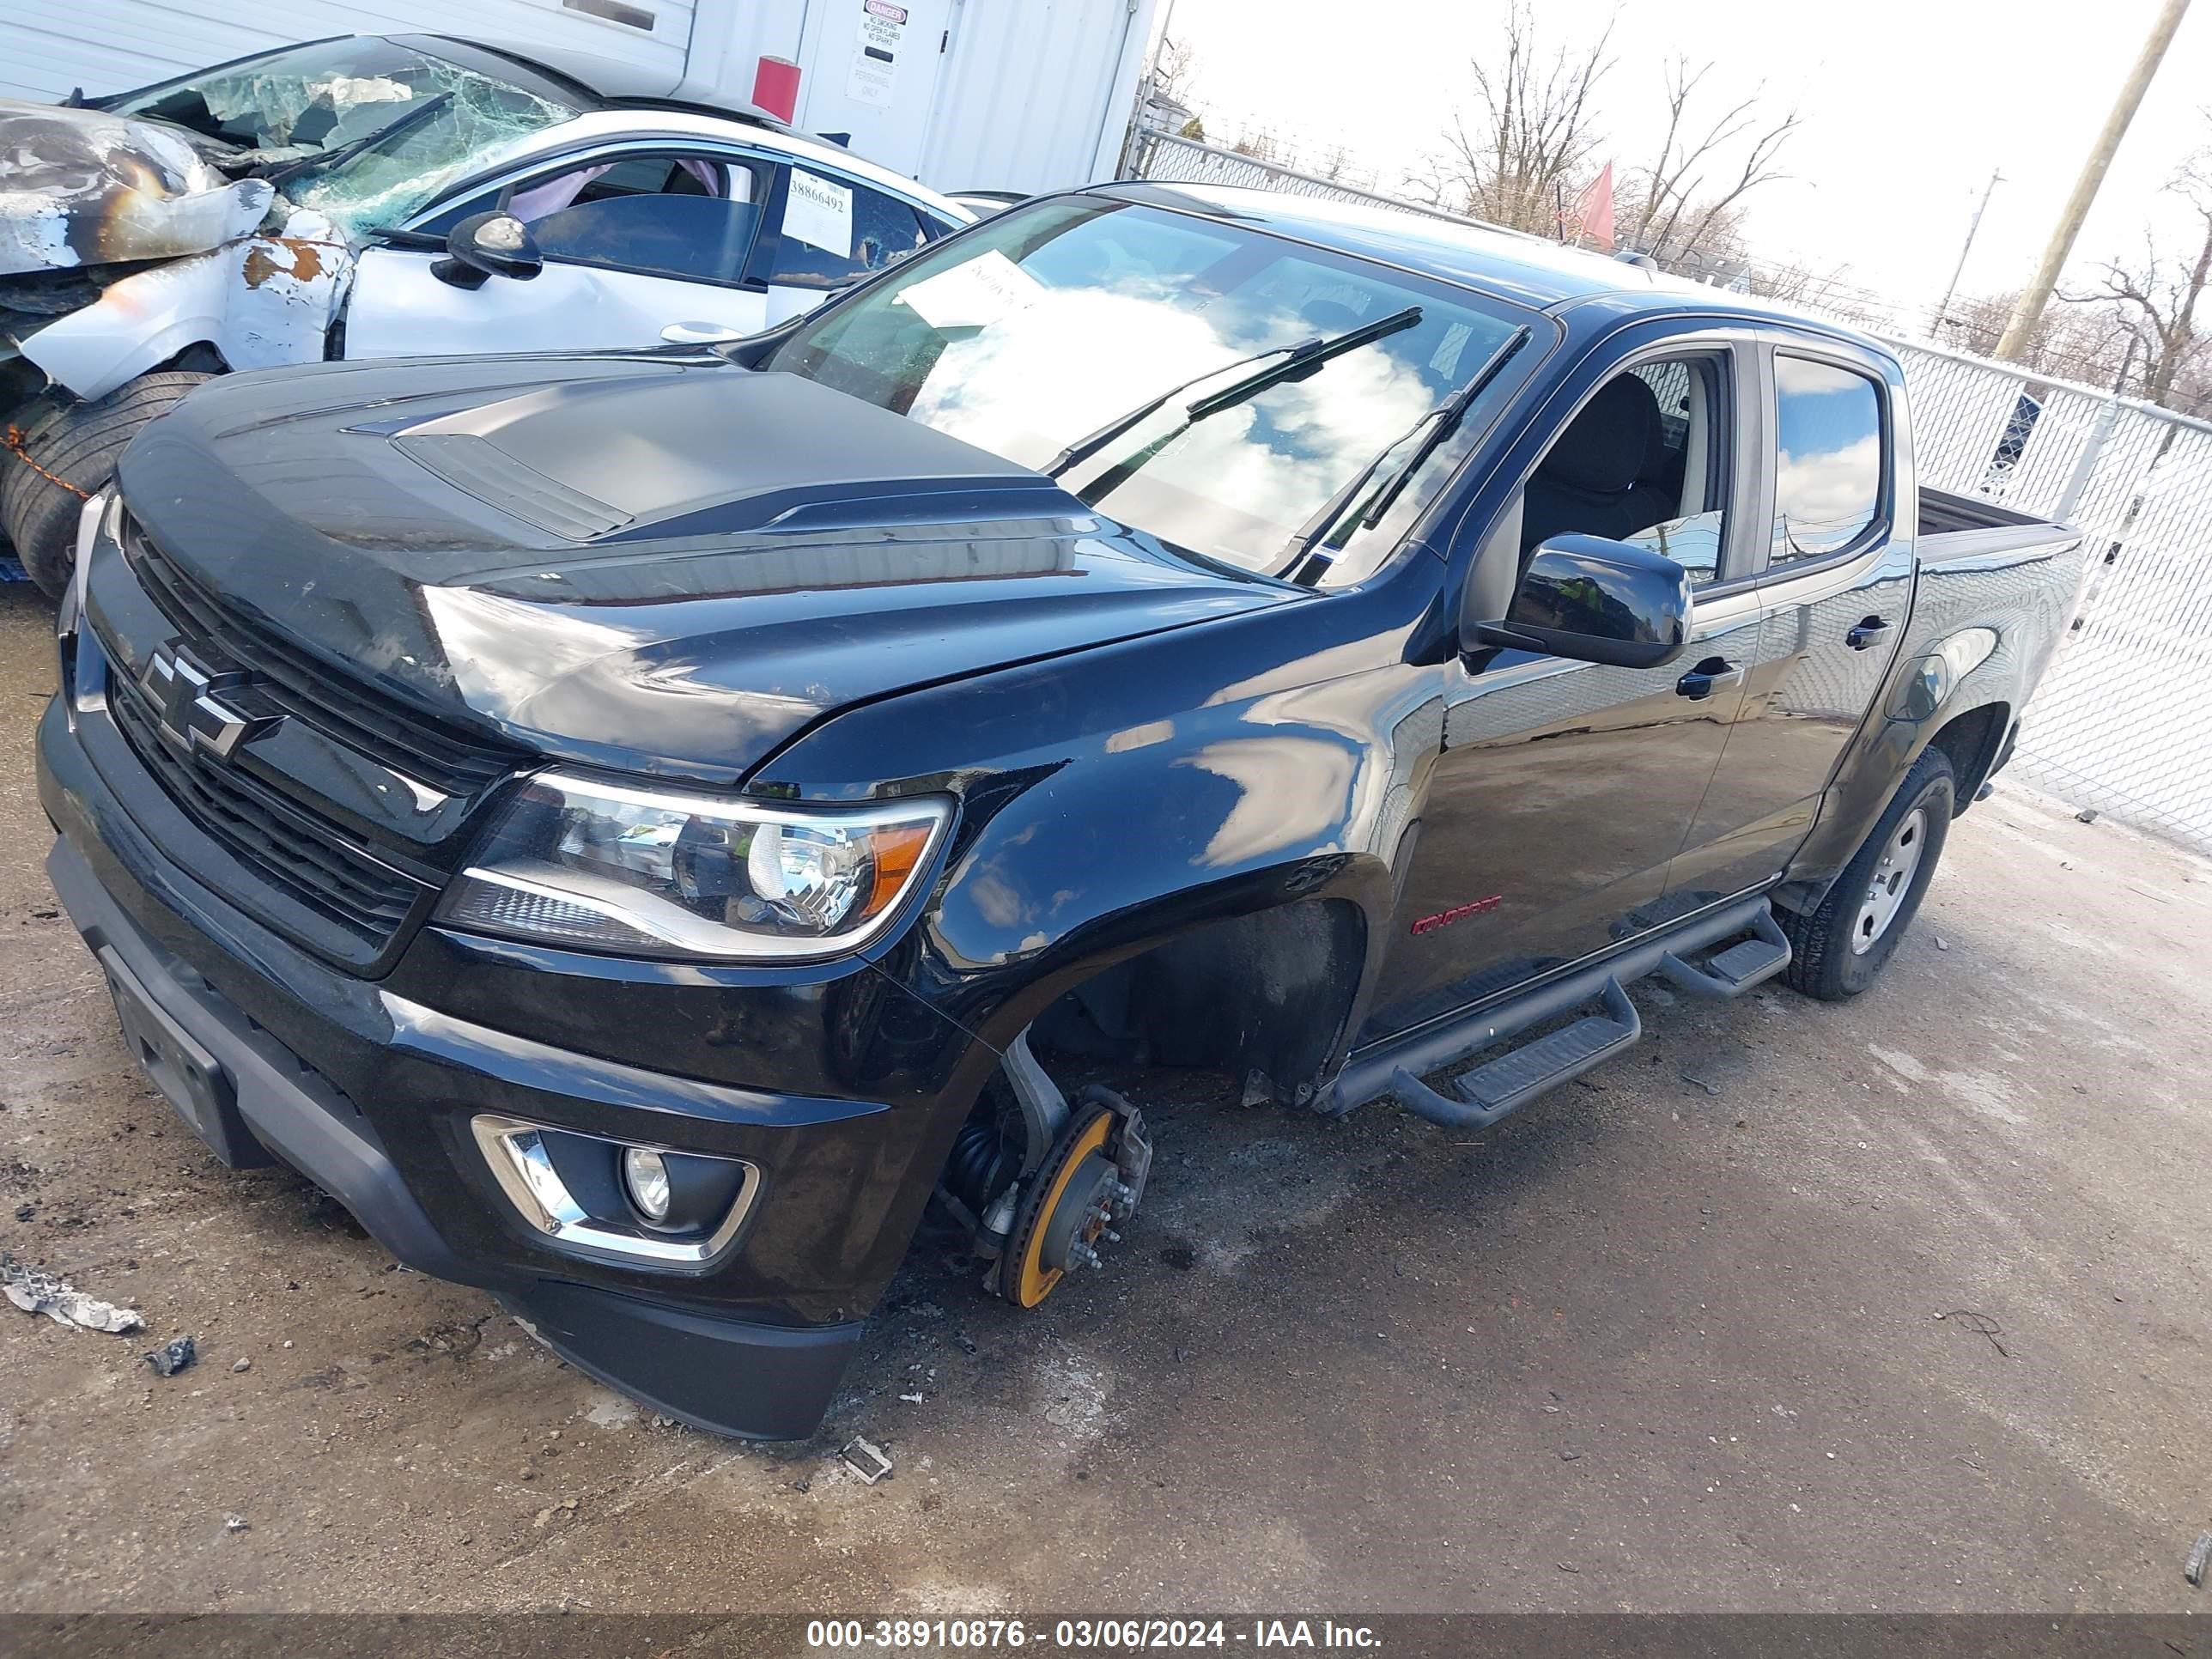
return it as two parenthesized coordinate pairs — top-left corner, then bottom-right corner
(123, 524), (521, 800)
(107, 663), (426, 949)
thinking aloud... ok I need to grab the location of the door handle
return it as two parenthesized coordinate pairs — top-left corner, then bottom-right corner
(1847, 616), (1892, 651)
(1675, 657), (1744, 701)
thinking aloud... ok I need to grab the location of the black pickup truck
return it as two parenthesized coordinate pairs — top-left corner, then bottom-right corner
(36, 183), (2087, 1438)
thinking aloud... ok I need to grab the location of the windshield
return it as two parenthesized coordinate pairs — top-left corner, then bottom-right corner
(103, 39), (578, 236)
(764, 197), (1540, 580)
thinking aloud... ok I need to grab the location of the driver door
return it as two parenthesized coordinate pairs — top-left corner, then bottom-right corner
(1362, 331), (1767, 1043)
(343, 150), (774, 360)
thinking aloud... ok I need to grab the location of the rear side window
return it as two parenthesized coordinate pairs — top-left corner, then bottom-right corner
(1771, 356), (1886, 563)
(769, 170), (934, 289)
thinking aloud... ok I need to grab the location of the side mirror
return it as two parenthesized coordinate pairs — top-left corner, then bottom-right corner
(432, 212), (542, 289)
(1470, 533), (1692, 670)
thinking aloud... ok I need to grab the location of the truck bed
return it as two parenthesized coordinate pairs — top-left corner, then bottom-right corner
(1919, 486), (2074, 559)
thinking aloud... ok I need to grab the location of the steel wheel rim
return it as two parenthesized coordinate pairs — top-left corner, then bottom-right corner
(1852, 806), (1926, 954)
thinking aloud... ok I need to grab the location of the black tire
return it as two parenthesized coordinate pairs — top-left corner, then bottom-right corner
(1779, 746), (1955, 1001)
(2, 371), (216, 597)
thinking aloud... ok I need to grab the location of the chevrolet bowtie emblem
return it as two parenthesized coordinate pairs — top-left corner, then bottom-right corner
(139, 642), (279, 763)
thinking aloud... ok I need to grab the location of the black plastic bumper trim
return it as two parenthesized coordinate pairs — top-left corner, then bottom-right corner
(45, 833), (866, 1442)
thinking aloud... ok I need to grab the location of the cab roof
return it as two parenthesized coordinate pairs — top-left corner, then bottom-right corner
(1095, 180), (1875, 340)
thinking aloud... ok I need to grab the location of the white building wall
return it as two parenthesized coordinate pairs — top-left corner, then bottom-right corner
(920, 0), (1151, 192)
(2, 0), (1156, 192)
(0, 0), (693, 104)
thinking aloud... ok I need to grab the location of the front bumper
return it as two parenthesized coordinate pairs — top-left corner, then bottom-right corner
(37, 692), (981, 1440)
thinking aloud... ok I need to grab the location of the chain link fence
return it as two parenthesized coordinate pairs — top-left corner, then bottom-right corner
(1122, 128), (2212, 855)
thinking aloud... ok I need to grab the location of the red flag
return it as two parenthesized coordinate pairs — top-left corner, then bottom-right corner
(1566, 163), (1616, 251)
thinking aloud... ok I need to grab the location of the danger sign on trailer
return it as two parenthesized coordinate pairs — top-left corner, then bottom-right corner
(848, 0), (909, 109)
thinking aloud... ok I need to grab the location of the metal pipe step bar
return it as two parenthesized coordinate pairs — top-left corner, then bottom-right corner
(1328, 893), (1793, 1130)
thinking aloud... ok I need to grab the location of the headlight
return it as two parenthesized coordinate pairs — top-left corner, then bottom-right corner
(437, 772), (950, 960)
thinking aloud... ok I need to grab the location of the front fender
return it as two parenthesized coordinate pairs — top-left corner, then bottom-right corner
(21, 229), (350, 400)
(763, 604), (1434, 1089)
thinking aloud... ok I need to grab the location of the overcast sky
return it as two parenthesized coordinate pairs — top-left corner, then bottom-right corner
(1160, 0), (2211, 317)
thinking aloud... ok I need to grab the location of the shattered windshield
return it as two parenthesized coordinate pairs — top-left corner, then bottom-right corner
(101, 39), (578, 235)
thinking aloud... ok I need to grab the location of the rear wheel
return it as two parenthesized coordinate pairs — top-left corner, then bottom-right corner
(2, 371), (216, 597)
(1780, 746), (1954, 1001)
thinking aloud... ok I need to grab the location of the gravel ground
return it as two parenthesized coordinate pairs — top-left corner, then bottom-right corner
(0, 580), (2207, 1616)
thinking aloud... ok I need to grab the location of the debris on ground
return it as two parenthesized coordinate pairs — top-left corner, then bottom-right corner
(2075, 807), (2100, 824)
(2187, 1531), (2211, 1587)
(840, 1436), (894, 1486)
(1679, 1042), (1753, 1098)
(223, 1515), (248, 1534)
(3, 1251), (143, 1334)
(1936, 1310), (2008, 1358)
(1934, 935), (1949, 951)
(232, 1357), (251, 1373)
(144, 1335), (197, 1376)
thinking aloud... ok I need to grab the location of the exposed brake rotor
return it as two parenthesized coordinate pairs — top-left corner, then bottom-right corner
(999, 1091), (1147, 1309)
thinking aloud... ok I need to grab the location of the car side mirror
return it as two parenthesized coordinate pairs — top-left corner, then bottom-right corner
(432, 212), (542, 289)
(1468, 533), (1692, 670)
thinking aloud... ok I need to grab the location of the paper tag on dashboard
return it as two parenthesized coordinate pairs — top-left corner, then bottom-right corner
(892, 251), (1046, 331)
(784, 170), (854, 259)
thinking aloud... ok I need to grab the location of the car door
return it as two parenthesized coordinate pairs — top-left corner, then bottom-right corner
(757, 161), (959, 326)
(343, 149), (775, 360)
(1363, 327), (1770, 1042)
(1661, 333), (1913, 908)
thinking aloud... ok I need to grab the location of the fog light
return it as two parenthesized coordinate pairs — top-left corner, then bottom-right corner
(470, 1115), (758, 1267)
(623, 1146), (672, 1224)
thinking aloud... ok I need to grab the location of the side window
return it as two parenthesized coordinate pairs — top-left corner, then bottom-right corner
(1520, 352), (1733, 587)
(417, 154), (768, 284)
(769, 170), (934, 290)
(1771, 355), (1886, 563)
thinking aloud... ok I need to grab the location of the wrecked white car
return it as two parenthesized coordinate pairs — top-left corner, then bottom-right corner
(0, 33), (969, 592)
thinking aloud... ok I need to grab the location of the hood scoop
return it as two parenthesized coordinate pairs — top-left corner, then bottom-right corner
(392, 431), (633, 540)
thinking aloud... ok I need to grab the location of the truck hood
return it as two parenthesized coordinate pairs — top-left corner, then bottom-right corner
(113, 354), (1298, 781)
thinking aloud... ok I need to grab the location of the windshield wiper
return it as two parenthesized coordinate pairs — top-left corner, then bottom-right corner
(1278, 324), (1534, 585)
(257, 90), (453, 187)
(1043, 304), (1422, 480)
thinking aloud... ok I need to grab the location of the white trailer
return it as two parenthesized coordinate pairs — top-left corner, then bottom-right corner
(1, 0), (1158, 195)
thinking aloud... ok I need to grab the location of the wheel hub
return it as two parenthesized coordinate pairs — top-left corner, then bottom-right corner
(998, 1096), (1146, 1309)
(1851, 805), (1926, 954)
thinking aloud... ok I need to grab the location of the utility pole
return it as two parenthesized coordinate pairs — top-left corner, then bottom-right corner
(1995, 0), (2192, 361)
(1930, 168), (2002, 338)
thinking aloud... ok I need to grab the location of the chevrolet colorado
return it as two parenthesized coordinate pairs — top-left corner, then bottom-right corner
(36, 183), (2087, 1437)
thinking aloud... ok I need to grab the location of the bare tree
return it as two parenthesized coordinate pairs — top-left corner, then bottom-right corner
(1152, 38), (1200, 108)
(1620, 58), (1801, 266)
(1413, 17), (1797, 258)
(2065, 151), (2212, 404)
(1751, 258), (1859, 312)
(1410, 4), (1613, 234)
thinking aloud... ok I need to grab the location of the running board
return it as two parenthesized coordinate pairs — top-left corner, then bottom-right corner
(1326, 892), (1781, 1120)
(1389, 978), (1640, 1131)
(1656, 906), (1791, 1000)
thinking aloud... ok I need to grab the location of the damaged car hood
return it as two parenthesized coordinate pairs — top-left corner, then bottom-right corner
(0, 100), (273, 273)
(109, 354), (1301, 781)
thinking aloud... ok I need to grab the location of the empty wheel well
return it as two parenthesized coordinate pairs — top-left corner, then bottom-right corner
(1028, 897), (1369, 1108)
(1926, 702), (2008, 813)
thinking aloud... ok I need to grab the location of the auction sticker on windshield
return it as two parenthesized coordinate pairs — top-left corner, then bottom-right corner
(893, 251), (1046, 331)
